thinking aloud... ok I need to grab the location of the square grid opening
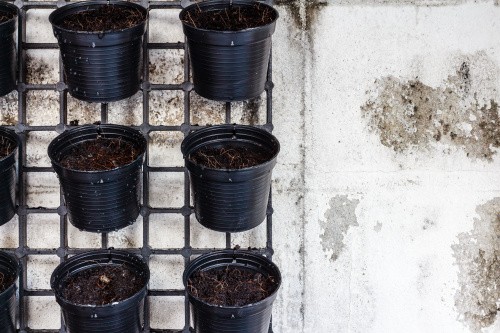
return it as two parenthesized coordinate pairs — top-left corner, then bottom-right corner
(0, 0), (276, 332)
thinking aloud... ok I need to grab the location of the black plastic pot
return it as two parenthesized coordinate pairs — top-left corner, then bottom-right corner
(183, 250), (281, 333)
(48, 124), (147, 233)
(179, 0), (278, 101)
(0, 127), (19, 226)
(0, 2), (17, 97)
(0, 251), (19, 333)
(181, 125), (279, 232)
(51, 249), (150, 333)
(49, 1), (148, 102)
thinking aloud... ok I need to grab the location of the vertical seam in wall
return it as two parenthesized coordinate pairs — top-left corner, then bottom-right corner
(299, 1), (309, 332)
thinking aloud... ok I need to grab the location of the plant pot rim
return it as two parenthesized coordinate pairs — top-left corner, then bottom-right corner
(48, 124), (146, 174)
(51, 249), (149, 309)
(183, 250), (281, 310)
(179, 0), (278, 34)
(49, 0), (148, 35)
(0, 2), (18, 27)
(182, 124), (280, 173)
(0, 127), (19, 163)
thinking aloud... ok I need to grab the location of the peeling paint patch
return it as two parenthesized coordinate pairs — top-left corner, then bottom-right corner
(319, 195), (360, 261)
(26, 131), (57, 167)
(148, 131), (184, 167)
(362, 52), (500, 160)
(240, 97), (261, 125)
(27, 91), (59, 125)
(67, 96), (101, 125)
(232, 96), (266, 125)
(149, 49), (184, 85)
(190, 93), (225, 125)
(0, 91), (18, 125)
(26, 54), (54, 84)
(452, 198), (500, 332)
(109, 92), (143, 126)
(149, 91), (183, 126)
(373, 221), (383, 232)
(275, 0), (301, 29)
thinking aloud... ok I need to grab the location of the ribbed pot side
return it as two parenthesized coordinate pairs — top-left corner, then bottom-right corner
(47, 124), (147, 233)
(49, 1), (148, 102)
(183, 250), (281, 333)
(179, 0), (278, 101)
(0, 127), (19, 226)
(181, 125), (280, 233)
(51, 250), (150, 333)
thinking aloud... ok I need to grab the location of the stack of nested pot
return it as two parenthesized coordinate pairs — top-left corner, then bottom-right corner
(48, 1), (149, 231)
(49, 0), (148, 102)
(0, 127), (19, 227)
(0, 2), (19, 228)
(0, 251), (19, 333)
(179, 2), (282, 332)
(51, 249), (150, 333)
(47, 3), (151, 330)
(0, 5), (20, 329)
(0, 1), (17, 97)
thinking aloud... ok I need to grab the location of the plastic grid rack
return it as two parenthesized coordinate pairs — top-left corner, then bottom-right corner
(0, 0), (276, 332)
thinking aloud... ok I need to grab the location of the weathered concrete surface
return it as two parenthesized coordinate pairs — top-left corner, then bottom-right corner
(1, 0), (500, 332)
(304, 1), (500, 332)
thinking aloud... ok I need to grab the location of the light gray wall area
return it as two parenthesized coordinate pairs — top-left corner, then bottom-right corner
(289, 0), (500, 332)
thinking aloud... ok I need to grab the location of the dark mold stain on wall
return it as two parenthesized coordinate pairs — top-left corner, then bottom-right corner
(275, 0), (301, 29)
(362, 52), (500, 160)
(26, 54), (53, 84)
(305, 0), (327, 31)
(240, 97), (262, 125)
(275, 0), (327, 31)
(452, 198), (499, 332)
(319, 195), (360, 262)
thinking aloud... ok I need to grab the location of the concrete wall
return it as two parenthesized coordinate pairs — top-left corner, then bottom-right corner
(1, 0), (499, 332)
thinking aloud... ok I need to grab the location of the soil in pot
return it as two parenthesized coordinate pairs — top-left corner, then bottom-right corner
(0, 137), (15, 158)
(182, 3), (277, 31)
(60, 265), (145, 306)
(0, 271), (15, 293)
(0, 11), (14, 23)
(189, 144), (272, 169)
(59, 137), (141, 171)
(59, 4), (145, 32)
(188, 265), (279, 307)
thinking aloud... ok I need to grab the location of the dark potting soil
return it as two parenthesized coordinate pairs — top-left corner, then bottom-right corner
(59, 5), (145, 32)
(182, 3), (276, 31)
(0, 137), (14, 159)
(0, 272), (15, 293)
(59, 137), (140, 171)
(188, 266), (278, 307)
(189, 144), (271, 169)
(0, 11), (14, 24)
(61, 265), (145, 305)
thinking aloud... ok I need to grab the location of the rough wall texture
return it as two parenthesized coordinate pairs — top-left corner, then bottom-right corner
(1, 0), (500, 332)
(300, 1), (500, 332)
